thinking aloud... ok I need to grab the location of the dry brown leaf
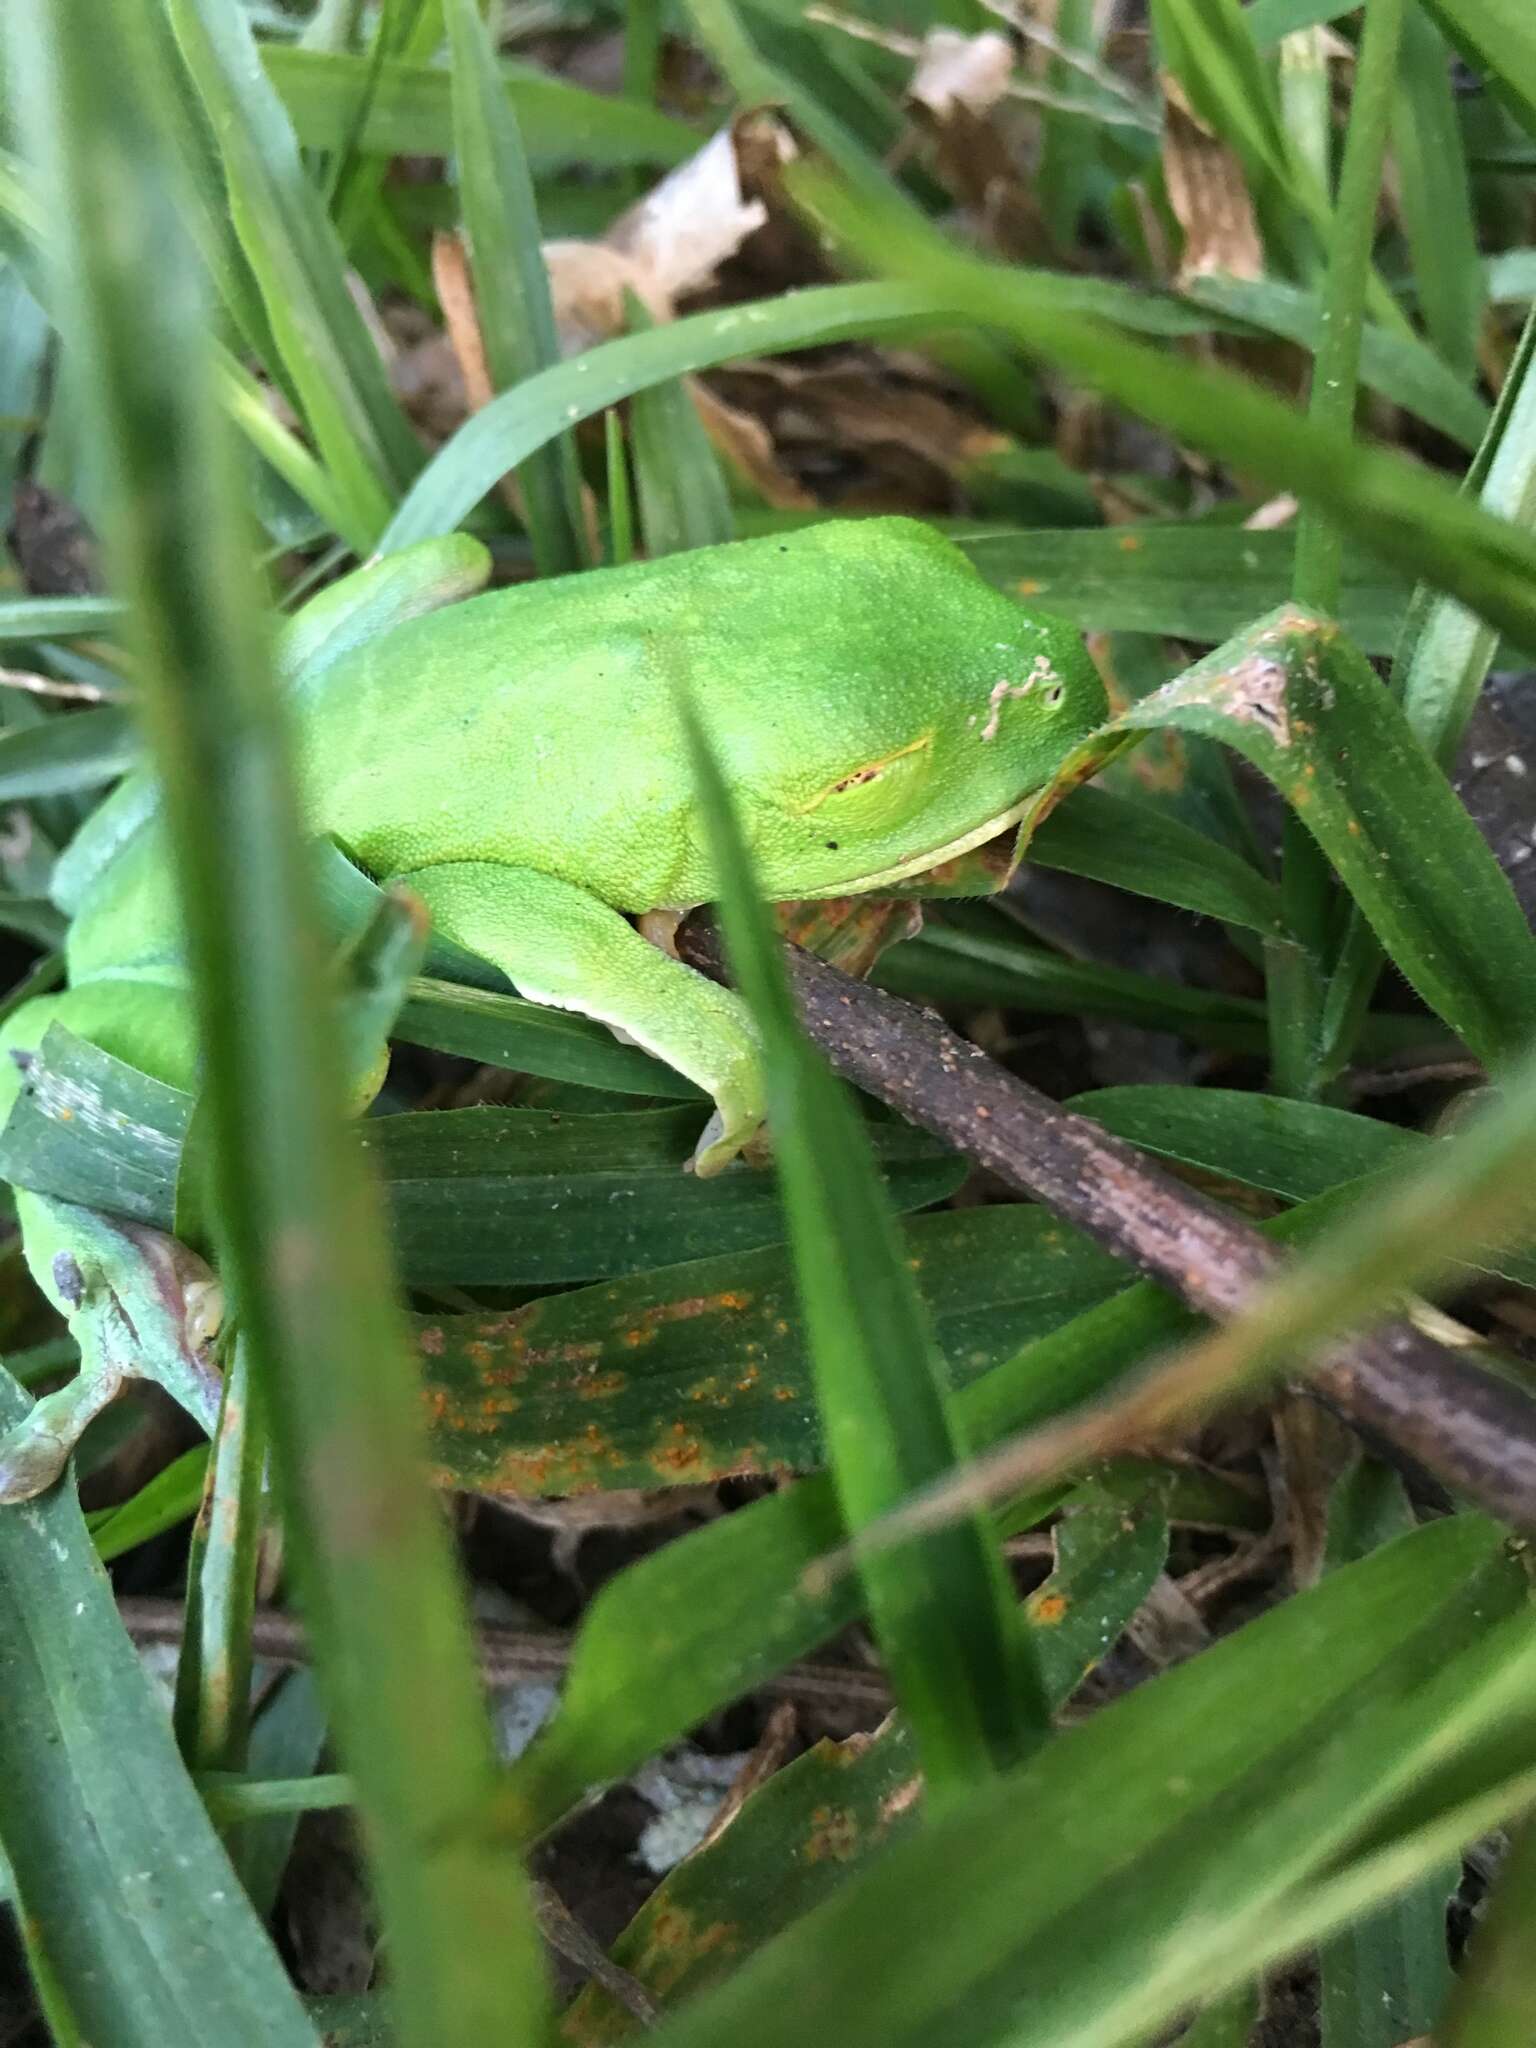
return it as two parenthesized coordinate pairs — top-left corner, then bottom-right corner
(908, 27), (1015, 118)
(1160, 73), (1264, 285)
(905, 29), (1054, 260)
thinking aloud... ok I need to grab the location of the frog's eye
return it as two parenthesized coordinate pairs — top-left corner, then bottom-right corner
(797, 734), (934, 835)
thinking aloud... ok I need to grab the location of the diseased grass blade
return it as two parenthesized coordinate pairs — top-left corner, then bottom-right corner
(677, 691), (1047, 1806)
(643, 1521), (1536, 2048)
(172, 1338), (266, 1780)
(163, 0), (425, 549)
(563, 1479), (1170, 2040)
(444, 0), (586, 576)
(0, 1371), (317, 2045)
(10, 4), (548, 2042)
(489, 1174), (1366, 1840)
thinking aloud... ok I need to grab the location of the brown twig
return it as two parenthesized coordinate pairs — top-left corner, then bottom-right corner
(114, 1595), (894, 1715)
(676, 915), (1536, 1533)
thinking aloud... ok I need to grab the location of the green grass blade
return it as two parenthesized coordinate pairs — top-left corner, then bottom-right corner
(1073, 612), (1536, 1069)
(1421, 0), (1536, 140)
(677, 691), (1047, 1806)
(0, 1372), (317, 2045)
(1029, 784), (1287, 937)
(788, 177), (1536, 654)
(647, 1521), (1536, 2048)
(262, 41), (698, 170)
(1438, 1815), (1536, 2047)
(444, 0), (586, 575)
(957, 522), (1411, 650)
(12, 3), (548, 2040)
(164, 0), (425, 548)
(1392, 6), (1483, 382)
(626, 305), (733, 555)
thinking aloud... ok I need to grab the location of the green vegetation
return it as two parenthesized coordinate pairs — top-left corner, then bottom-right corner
(0, 1), (1535, 2042)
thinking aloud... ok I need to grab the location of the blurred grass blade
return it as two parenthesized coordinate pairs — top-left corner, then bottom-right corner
(1438, 1816), (1536, 2047)
(0, 596), (124, 642)
(679, 691), (1046, 1805)
(1397, 311), (1536, 767)
(626, 300), (734, 555)
(1392, 6), (1483, 382)
(957, 523), (1412, 651)
(164, 0), (425, 548)
(1279, 0), (1404, 1097)
(444, 0), (585, 575)
(1183, 274), (1489, 448)
(1422, 0), (1536, 140)
(0, 1369), (317, 2045)
(12, 3), (548, 2041)
(262, 41), (698, 169)
(0, 706), (136, 799)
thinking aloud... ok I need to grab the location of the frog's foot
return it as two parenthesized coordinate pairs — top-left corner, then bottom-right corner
(393, 862), (768, 1177)
(0, 1196), (223, 1504)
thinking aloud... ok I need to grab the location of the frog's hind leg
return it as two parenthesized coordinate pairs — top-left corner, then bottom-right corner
(394, 862), (764, 1174)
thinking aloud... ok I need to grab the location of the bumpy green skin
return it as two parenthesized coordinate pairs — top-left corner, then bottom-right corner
(0, 517), (1105, 1497)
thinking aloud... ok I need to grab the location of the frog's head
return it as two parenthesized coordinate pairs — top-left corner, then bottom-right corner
(722, 518), (1107, 900)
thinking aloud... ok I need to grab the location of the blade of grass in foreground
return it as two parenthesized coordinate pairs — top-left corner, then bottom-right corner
(11, 2), (546, 2041)
(678, 692), (1047, 1810)
(0, 1369), (315, 2045)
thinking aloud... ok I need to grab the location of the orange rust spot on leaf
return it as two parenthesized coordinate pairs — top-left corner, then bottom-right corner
(577, 1371), (627, 1402)
(418, 1325), (445, 1356)
(1116, 533), (1143, 552)
(772, 1385), (798, 1402)
(1029, 1591), (1069, 1626)
(1016, 577), (1044, 597)
(633, 1906), (740, 2000)
(804, 1804), (860, 1863)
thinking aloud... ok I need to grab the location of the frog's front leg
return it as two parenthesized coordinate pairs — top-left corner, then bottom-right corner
(396, 864), (764, 1175)
(0, 1193), (221, 1503)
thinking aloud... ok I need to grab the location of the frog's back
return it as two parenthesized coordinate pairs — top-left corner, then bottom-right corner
(300, 518), (1058, 909)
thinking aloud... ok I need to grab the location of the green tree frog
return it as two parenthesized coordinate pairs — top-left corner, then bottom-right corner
(0, 516), (1104, 1496)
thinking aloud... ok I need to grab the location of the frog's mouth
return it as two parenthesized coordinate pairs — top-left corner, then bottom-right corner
(835, 793), (1035, 895)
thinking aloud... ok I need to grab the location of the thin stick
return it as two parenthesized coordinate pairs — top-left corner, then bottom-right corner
(677, 916), (1536, 1535)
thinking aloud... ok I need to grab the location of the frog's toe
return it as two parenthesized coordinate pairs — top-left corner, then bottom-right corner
(690, 1105), (767, 1177)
